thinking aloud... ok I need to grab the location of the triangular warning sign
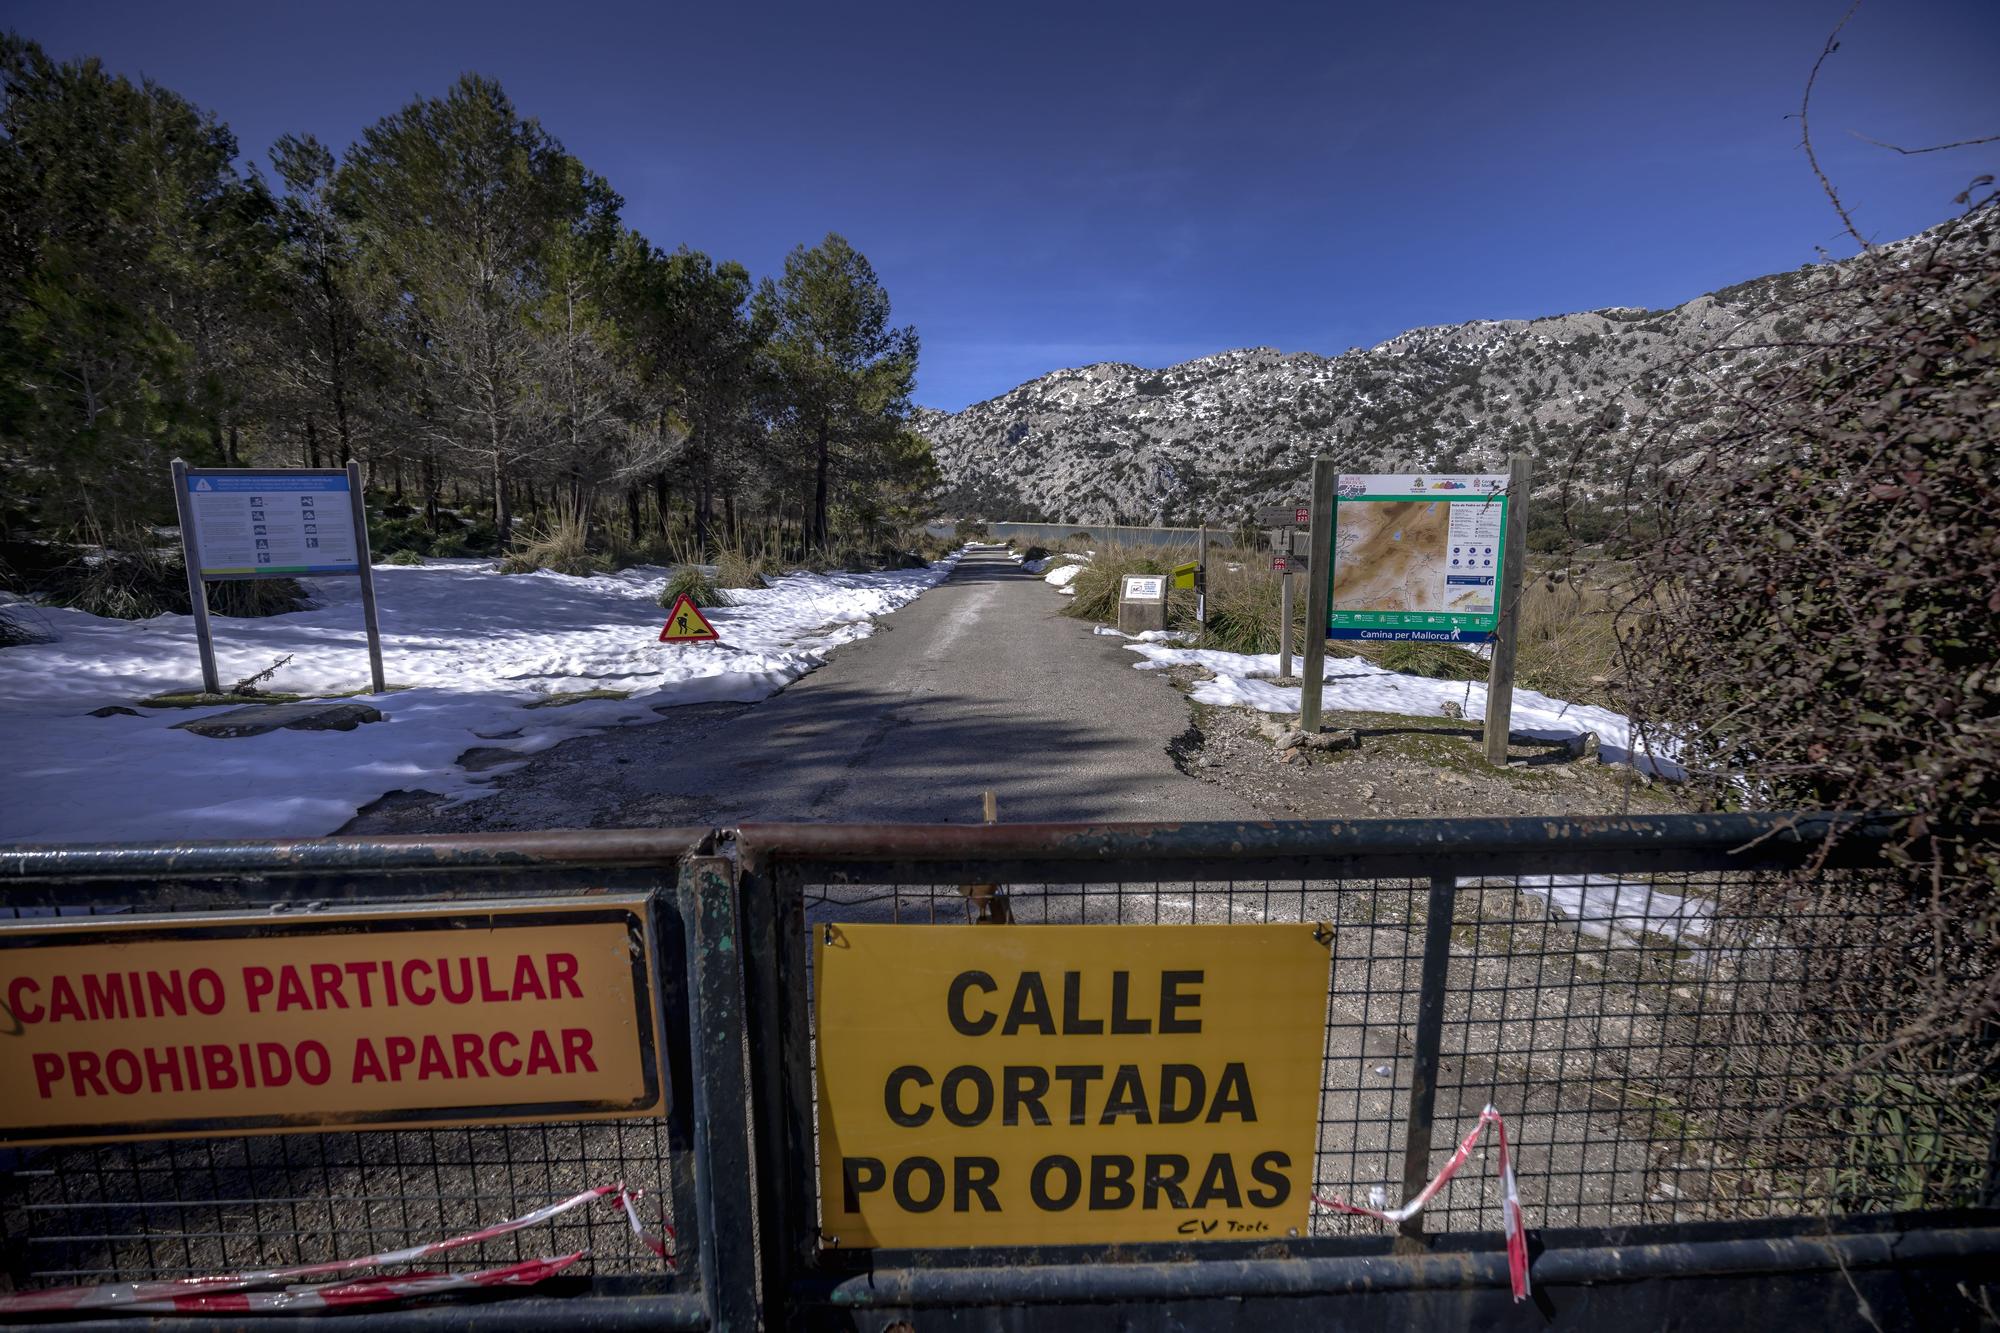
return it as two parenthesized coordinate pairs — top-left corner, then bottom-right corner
(658, 593), (720, 643)
(194, 478), (213, 491)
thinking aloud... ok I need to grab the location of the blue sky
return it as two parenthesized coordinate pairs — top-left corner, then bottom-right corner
(9, 0), (1996, 410)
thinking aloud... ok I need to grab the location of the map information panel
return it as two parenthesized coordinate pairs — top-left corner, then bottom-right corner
(184, 470), (361, 578)
(1327, 473), (1509, 642)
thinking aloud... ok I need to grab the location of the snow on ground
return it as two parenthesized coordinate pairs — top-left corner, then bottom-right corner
(1123, 643), (1679, 778)
(1479, 874), (1712, 946)
(1045, 564), (1084, 588)
(1092, 626), (1195, 643)
(0, 553), (958, 844)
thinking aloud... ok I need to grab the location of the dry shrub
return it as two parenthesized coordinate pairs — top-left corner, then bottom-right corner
(39, 531), (305, 619)
(711, 543), (768, 591)
(1514, 571), (1623, 705)
(1199, 553), (1291, 654)
(0, 602), (50, 646)
(660, 565), (725, 609)
(1374, 640), (1485, 680)
(1618, 191), (1998, 1195)
(1062, 540), (1193, 624)
(498, 515), (607, 577)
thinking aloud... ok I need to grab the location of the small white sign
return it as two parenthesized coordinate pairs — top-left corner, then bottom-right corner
(1121, 575), (1166, 601)
(183, 470), (361, 578)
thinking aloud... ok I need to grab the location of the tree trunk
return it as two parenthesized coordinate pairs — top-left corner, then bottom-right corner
(695, 455), (711, 555)
(626, 486), (642, 543)
(228, 422), (240, 469)
(723, 488), (738, 545)
(493, 452), (511, 546)
(653, 472), (672, 539)
(422, 456), (440, 529)
(812, 416), (830, 551)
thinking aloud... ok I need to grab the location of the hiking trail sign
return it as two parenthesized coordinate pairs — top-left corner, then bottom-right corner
(659, 594), (720, 644)
(171, 460), (385, 695)
(813, 922), (1331, 1248)
(1324, 473), (1510, 643)
(1298, 456), (1533, 768)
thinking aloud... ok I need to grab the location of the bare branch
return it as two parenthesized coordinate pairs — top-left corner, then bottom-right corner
(1798, 0), (1871, 250)
(1849, 128), (2000, 155)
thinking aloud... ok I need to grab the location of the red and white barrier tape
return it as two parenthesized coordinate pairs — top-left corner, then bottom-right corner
(0, 1182), (673, 1316)
(1312, 1104), (1532, 1302)
(122, 1253), (586, 1314)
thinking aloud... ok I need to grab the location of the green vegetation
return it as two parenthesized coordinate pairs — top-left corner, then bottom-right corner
(1621, 194), (1997, 1198)
(1374, 641), (1485, 680)
(660, 564), (724, 610)
(522, 688), (632, 709)
(25, 534), (309, 621)
(712, 543), (771, 591)
(139, 690), (309, 709)
(499, 516), (613, 577)
(0, 35), (939, 618)
(1061, 541), (1194, 624)
(136, 682), (391, 708)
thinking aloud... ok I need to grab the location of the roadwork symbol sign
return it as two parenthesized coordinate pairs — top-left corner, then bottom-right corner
(814, 923), (1331, 1248)
(659, 594), (720, 644)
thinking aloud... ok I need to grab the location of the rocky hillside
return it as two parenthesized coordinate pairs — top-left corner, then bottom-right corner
(916, 236), (1923, 525)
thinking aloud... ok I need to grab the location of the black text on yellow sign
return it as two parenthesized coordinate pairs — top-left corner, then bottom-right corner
(0, 900), (663, 1145)
(814, 923), (1331, 1247)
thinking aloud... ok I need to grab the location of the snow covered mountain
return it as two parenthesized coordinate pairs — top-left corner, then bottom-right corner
(915, 239), (1900, 524)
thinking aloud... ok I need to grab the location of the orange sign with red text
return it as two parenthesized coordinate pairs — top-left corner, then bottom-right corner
(0, 900), (663, 1145)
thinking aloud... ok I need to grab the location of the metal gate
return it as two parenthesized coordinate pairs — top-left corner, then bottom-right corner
(3, 814), (1995, 1330)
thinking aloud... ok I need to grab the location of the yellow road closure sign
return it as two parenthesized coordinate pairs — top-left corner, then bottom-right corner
(0, 900), (663, 1146)
(814, 923), (1331, 1248)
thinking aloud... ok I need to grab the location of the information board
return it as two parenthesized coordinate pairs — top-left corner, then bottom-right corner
(0, 899), (663, 1145)
(814, 923), (1330, 1248)
(169, 459), (384, 695)
(1121, 575), (1166, 601)
(1327, 473), (1510, 642)
(183, 470), (361, 578)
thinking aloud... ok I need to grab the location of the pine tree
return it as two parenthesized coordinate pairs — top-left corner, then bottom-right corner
(0, 35), (267, 535)
(756, 234), (918, 550)
(338, 75), (619, 543)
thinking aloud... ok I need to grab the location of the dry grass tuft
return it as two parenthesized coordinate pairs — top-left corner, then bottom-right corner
(498, 515), (608, 577)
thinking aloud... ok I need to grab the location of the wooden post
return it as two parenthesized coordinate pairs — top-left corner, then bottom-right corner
(1482, 454), (1532, 767)
(965, 791), (1012, 924)
(169, 458), (222, 696)
(1278, 570), (1295, 678)
(1196, 525), (1208, 627)
(347, 460), (388, 694)
(1299, 458), (1338, 733)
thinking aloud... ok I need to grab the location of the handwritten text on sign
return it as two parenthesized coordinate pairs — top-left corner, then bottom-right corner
(0, 901), (662, 1145)
(814, 923), (1330, 1247)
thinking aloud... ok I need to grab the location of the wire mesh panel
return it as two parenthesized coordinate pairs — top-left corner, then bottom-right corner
(0, 862), (688, 1295)
(1428, 867), (1990, 1232)
(0, 1122), (674, 1286)
(772, 823), (1993, 1247)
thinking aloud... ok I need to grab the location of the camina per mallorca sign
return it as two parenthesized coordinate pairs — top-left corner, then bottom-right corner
(814, 923), (1331, 1247)
(1328, 472), (1511, 643)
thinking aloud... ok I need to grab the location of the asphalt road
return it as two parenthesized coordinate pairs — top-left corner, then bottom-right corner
(347, 545), (1268, 831)
(10, 549), (1674, 1291)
